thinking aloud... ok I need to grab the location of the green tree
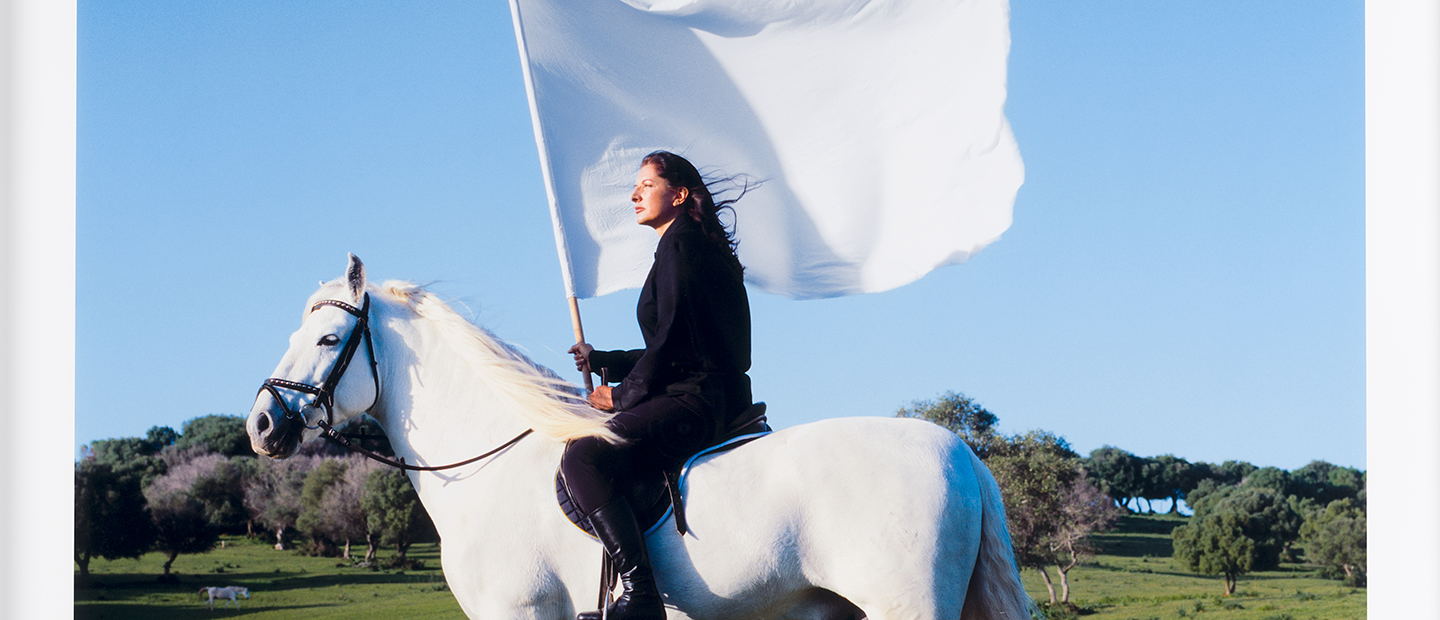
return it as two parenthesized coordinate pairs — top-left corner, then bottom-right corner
(1183, 477), (1225, 512)
(363, 468), (434, 567)
(1291, 461), (1364, 506)
(1300, 498), (1366, 586)
(74, 459), (154, 583)
(85, 436), (167, 487)
(303, 455), (381, 561)
(895, 391), (1001, 457)
(1214, 460), (1258, 486)
(296, 458), (349, 556)
(1241, 466), (1294, 496)
(1082, 446), (1144, 512)
(188, 455), (253, 534)
(1173, 507), (1254, 595)
(1142, 454), (1196, 514)
(1173, 483), (1301, 594)
(177, 414), (253, 457)
(145, 425), (179, 452)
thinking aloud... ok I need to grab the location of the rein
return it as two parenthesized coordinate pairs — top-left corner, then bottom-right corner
(316, 418), (533, 472)
(258, 292), (534, 472)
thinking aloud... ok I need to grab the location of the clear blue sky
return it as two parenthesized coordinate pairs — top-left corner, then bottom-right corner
(76, 1), (1363, 471)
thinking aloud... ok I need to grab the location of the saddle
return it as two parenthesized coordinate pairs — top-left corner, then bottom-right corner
(556, 402), (772, 538)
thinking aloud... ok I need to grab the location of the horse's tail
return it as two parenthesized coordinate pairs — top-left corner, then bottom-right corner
(960, 448), (1036, 620)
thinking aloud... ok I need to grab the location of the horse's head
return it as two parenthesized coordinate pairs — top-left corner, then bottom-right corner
(248, 253), (381, 459)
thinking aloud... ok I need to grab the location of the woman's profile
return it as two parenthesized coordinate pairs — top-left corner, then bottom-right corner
(561, 150), (754, 620)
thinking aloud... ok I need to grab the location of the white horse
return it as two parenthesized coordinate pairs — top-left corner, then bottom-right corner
(247, 254), (1033, 620)
(200, 586), (248, 610)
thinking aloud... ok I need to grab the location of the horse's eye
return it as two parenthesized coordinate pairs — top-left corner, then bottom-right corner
(319, 335), (341, 346)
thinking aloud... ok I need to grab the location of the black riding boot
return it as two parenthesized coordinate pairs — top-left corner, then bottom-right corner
(577, 500), (666, 620)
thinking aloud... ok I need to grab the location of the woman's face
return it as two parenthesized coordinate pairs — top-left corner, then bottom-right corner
(632, 163), (687, 233)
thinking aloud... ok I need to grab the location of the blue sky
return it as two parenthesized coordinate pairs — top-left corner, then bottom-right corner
(76, 1), (1364, 471)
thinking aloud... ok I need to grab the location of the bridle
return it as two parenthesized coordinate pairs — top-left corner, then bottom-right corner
(257, 292), (531, 472)
(260, 294), (380, 432)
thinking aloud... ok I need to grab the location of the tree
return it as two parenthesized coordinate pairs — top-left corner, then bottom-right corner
(1183, 477), (1225, 513)
(301, 455), (382, 561)
(363, 468), (434, 567)
(85, 436), (167, 487)
(1045, 478), (1117, 603)
(144, 458), (223, 578)
(176, 414), (253, 458)
(338, 457), (384, 561)
(895, 391), (1001, 457)
(74, 459), (154, 583)
(1214, 460), (1258, 486)
(244, 455), (319, 549)
(985, 431), (1115, 604)
(1142, 454), (1196, 514)
(1290, 461), (1364, 506)
(1082, 446), (1145, 512)
(296, 458), (349, 556)
(145, 426), (180, 452)
(1173, 484), (1300, 594)
(1241, 466), (1294, 496)
(189, 455), (253, 534)
(1172, 507), (1254, 595)
(1300, 498), (1366, 586)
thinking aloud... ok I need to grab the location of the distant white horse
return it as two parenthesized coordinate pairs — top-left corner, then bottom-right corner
(200, 586), (248, 610)
(247, 254), (1033, 620)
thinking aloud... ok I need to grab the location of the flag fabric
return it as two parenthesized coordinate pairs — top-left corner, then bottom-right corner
(509, 0), (1022, 300)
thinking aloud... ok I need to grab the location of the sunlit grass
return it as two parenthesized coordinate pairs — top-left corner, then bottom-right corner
(76, 514), (1365, 619)
(75, 535), (467, 619)
(1018, 514), (1365, 620)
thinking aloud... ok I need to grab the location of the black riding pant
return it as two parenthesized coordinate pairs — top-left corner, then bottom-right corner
(559, 393), (718, 517)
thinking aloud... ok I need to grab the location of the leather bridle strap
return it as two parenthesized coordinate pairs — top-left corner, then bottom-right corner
(258, 291), (535, 472)
(258, 294), (380, 430)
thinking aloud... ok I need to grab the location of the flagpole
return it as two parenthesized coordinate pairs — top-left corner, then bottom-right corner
(567, 296), (594, 392)
(508, 0), (595, 393)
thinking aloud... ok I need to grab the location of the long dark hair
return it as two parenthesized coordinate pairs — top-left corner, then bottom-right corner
(642, 150), (753, 273)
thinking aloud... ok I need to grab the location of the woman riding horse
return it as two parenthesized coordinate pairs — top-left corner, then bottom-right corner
(563, 151), (753, 620)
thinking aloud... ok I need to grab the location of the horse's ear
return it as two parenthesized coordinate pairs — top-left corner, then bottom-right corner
(346, 253), (366, 304)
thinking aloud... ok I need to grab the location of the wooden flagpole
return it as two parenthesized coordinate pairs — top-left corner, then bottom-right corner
(510, 0), (595, 394)
(568, 296), (594, 392)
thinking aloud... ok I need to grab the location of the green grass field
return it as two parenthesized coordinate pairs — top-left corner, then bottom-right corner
(1019, 514), (1365, 620)
(75, 514), (1364, 619)
(75, 536), (469, 619)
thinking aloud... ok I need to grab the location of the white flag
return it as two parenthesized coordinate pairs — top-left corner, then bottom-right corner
(510, 0), (1022, 300)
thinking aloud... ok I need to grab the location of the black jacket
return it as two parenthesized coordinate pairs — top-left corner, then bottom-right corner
(588, 215), (752, 418)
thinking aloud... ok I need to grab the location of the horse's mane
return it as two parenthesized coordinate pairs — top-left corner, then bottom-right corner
(322, 280), (621, 444)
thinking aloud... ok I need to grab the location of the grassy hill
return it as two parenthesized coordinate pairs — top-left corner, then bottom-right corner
(75, 514), (1365, 619)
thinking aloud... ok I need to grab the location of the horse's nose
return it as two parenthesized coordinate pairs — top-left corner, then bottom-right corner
(248, 408), (278, 456)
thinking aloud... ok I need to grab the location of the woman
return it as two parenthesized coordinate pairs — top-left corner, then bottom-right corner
(562, 151), (753, 620)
